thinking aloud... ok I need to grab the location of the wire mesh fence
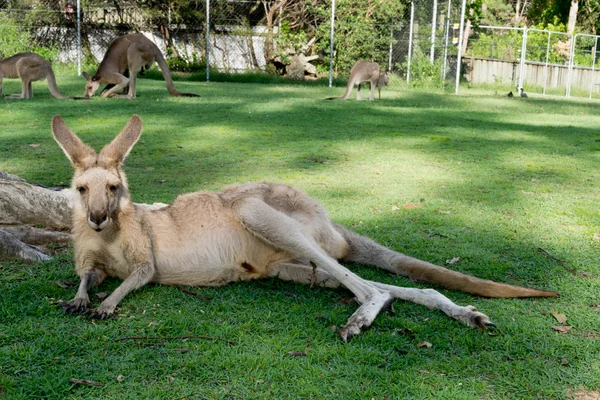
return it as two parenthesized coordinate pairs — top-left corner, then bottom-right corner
(1, 0), (599, 99)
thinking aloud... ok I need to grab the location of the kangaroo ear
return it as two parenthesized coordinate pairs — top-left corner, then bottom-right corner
(82, 71), (91, 81)
(99, 115), (142, 167)
(51, 115), (96, 169)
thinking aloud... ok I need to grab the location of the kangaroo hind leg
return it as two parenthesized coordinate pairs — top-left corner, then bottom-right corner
(234, 197), (393, 341)
(269, 262), (494, 329)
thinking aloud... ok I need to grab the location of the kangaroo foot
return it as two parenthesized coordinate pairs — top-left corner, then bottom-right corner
(338, 291), (394, 341)
(458, 305), (495, 329)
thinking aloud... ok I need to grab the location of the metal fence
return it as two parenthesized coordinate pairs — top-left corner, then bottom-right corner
(466, 25), (600, 99)
(0, 0), (469, 91)
(1, 0), (599, 99)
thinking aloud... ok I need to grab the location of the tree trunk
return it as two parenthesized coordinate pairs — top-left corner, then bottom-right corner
(461, 19), (472, 57)
(262, 0), (289, 63)
(567, 0), (579, 36)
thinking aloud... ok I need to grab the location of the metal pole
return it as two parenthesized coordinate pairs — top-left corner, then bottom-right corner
(77, 0), (81, 76)
(543, 32), (550, 95)
(206, 0), (210, 82)
(454, 0), (467, 94)
(591, 37), (598, 99)
(517, 28), (527, 95)
(442, 0), (451, 84)
(328, 0), (336, 87)
(430, 0), (438, 63)
(388, 24), (394, 72)
(407, 1), (415, 85)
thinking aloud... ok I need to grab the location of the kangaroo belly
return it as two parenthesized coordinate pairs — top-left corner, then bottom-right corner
(152, 227), (289, 286)
(147, 198), (291, 286)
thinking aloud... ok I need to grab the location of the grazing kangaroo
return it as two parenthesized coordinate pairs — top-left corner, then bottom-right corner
(327, 60), (389, 101)
(0, 52), (69, 99)
(52, 115), (557, 341)
(83, 34), (198, 98)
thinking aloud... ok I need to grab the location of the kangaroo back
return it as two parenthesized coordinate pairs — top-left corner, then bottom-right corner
(334, 223), (558, 298)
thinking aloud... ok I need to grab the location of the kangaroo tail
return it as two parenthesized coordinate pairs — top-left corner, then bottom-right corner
(46, 68), (70, 99)
(154, 51), (199, 97)
(334, 223), (558, 298)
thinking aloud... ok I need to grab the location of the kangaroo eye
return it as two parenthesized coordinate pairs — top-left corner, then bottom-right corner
(77, 186), (87, 194)
(109, 185), (119, 192)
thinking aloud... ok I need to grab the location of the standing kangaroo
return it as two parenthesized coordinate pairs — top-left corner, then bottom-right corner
(328, 60), (389, 101)
(0, 52), (69, 99)
(83, 34), (198, 98)
(52, 115), (557, 341)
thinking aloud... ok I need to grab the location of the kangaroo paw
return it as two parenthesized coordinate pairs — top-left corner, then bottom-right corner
(87, 308), (116, 320)
(61, 298), (91, 315)
(87, 301), (118, 320)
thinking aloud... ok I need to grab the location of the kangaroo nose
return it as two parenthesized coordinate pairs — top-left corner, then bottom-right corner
(89, 212), (108, 225)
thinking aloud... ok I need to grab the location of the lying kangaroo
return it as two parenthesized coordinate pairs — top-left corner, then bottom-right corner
(52, 115), (557, 341)
(0, 52), (69, 99)
(327, 60), (389, 101)
(83, 34), (198, 98)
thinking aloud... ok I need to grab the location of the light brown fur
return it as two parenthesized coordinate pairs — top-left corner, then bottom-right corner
(0, 52), (69, 99)
(327, 60), (389, 101)
(83, 34), (198, 98)
(52, 115), (557, 341)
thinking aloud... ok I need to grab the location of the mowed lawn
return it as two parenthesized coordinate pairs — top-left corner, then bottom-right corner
(1, 74), (599, 399)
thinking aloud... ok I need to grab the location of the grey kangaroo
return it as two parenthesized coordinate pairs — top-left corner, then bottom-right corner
(52, 115), (557, 341)
(0, 52), (69, 99)
(83, 34), (199, 98)
(328, 60), (389, 101)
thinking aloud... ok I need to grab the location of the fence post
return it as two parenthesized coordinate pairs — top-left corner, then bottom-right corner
(442, 0), (451, 84)
(328, 0), (336, 88)
(430, 0), (438, 63)
(206, 0), (210, 82)
(517, 28), (527, 95)
(454, 0), (467, 94)
(591, 37), (598, 99)
(77, 0), (81, 76)
(543, 31), (550, 95)
(407, 1), (414, 85)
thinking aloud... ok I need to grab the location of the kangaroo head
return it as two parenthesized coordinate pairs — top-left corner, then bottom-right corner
(82, 72), (101, 98)
(377, 70), (389, 88)
(377, 70), (389, 100)
(52, 115), (142, 232)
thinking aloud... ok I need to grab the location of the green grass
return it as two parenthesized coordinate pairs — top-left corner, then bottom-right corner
(1, 73), (600, 399)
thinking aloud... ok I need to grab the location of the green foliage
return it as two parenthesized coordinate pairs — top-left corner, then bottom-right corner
(398, 47), (445, 89)
(312, 0), (405, 76)
(0, 13), (32, 58)
(166, 56), (206, 73)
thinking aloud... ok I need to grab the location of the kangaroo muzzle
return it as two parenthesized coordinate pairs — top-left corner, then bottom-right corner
(88, 210), (109, 231)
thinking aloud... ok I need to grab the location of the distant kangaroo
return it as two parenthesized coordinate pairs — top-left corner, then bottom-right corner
(52, 115), (557, 341)
(328, 60), (389, 101)
(83, 34), (199, 98)
(0, 52), (69, 99)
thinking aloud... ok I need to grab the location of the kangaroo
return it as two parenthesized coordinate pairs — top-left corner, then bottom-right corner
(83, 34), (198, 98)
(327, 60), (389, 101)
(52, 115), (557, 341)
(0, 52), (69, 99)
